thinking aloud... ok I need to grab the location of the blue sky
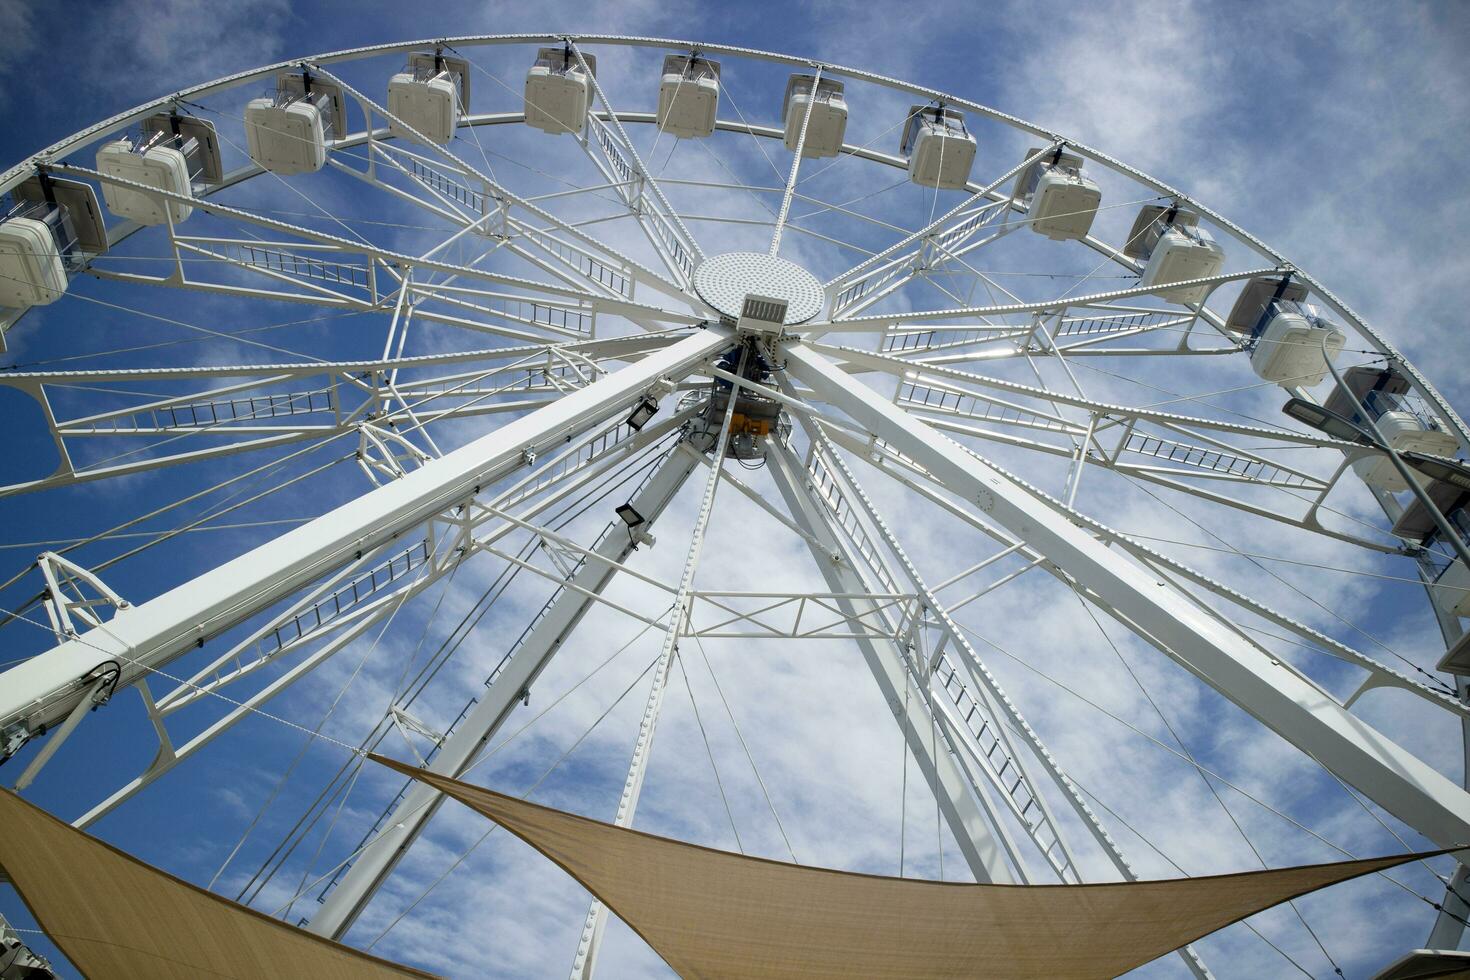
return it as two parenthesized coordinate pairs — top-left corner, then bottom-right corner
(1, 1), (1469, 978)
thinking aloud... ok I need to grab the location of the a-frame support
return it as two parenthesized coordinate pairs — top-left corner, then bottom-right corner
(571, 348), (748, 980)
(783, 339), (1470, 849)
(309, 442), (704, 939)
(765, 444), (1018, 884)
(0, 329), (731, 757)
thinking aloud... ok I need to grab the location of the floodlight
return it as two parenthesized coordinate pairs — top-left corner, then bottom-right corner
(1281, 398), (1377, 446)
(626, 395), (659, 432)
(615, 503), (646, 528)
(1401, 451), (1470, 492)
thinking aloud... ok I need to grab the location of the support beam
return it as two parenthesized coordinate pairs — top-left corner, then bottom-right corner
(0, 334), (678, 387)
(816, 419), (1466, 719)
(571, 41), (703, 286)
(52, 162), (695, 328)
(783, 339), (1470, 850)
(825, 143), (1058, 318)
(0, 329), (732, 761)
(572, 352), (746, 980)
(806, 267), (1277, 337)
(765, 443), (1018, 885)
(769, 67), (820, 256)
(310, 64), (690, 305)
(307, 443), (702, 939)
(796, 433), (1210, 977)
(67, 416), (691, 827)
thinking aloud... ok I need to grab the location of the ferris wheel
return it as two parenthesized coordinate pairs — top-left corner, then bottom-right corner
(1, 33), (1468, 978)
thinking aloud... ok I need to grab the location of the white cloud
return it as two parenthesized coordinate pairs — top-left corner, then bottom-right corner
(0, 0), (36, 78)
(996, 0), (1230, 186)
(76, 0), (293, 95)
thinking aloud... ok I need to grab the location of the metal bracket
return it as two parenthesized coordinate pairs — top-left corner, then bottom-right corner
(11, 662), (119, 786)
(389, 704), (444, 766)
(0, 722), (29, 761)
(356, 421), (431, 486)
(37, 551), (129, 642)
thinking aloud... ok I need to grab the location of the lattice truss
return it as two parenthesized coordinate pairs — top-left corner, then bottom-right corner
(0, 35), (1468, 980)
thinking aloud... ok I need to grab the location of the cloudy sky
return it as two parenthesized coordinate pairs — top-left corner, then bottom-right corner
(1, 2), (1469, 978)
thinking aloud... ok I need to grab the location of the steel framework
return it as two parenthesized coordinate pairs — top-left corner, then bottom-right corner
(0, 33), (1466, 979)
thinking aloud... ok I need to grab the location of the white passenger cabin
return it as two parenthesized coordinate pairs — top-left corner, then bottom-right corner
(1433, 512), (1470, 618)
(1124, 205), (1225, 306)
(245, 71), (346, 175)
(0, 201), (72, 310)
(657, 55), (720, 139)
(1014, 147), (1101, 240)
(901, 105), (975, 190)
(1224, 276), (1345, 388)
(1322, 366), (1460, 491)
(1393, 483), (1470, 618)
(0, 176), (106, 316)
(96, 114), (220, 226)
(388, 52), (470, 146)
(782, 75), (847, 159)
(525, 47), (596, 136)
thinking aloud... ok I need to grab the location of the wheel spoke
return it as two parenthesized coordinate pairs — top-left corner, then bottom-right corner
(570, 41), (704, 287)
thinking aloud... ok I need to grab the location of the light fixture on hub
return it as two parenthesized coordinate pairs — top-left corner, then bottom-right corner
(626, 395), (659, 431)
(616, 501), (653, 549)
(1281, 397), (1376, 445)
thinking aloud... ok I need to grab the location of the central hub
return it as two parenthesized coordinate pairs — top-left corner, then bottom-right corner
(692, 251), (824, 328)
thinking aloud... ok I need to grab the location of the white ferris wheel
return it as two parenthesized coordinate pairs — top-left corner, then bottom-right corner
(1, 33), (1468, 979)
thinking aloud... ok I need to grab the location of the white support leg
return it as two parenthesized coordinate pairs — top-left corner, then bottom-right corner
(11, 674), (111, 792)
(797, 436), (1080, 875)
(1427, 861), (1470, 948)
(307, 442), (703, 939)
(765, 442), (1019, 885)
(783, 339), (1470, 849)
(571, 353), (746, 980)
(0, 329), (732, 767)
(795, 430), (1212, 978)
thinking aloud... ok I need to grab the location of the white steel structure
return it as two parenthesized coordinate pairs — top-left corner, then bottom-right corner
(0, 35), (1468, 979)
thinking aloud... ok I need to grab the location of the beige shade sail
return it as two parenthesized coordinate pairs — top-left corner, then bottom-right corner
(0, 787), (436, 980)
(374, 754), (1444, 980)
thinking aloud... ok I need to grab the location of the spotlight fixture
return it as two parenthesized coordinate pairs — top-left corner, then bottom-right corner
(1284, 399), (1470, 489)
(626, 395), (659, 432)
(1281, 398), (1376, 445)
(1399, 451), (1470, 492)
(616, 502), (646, 528)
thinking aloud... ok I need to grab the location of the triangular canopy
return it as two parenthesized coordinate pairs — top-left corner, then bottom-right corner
(0, 787), (435, 980)
(374, 754), (1438, 980)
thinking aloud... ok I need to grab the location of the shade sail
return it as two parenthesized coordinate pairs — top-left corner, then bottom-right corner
(0, 788), (435, 980)
(374, 754), (1442, 980)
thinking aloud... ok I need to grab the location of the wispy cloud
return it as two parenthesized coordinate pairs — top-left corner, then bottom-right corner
(0, 0), (36, 79)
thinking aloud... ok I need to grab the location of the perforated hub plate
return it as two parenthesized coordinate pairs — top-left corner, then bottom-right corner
(693, 251), (824, 324)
